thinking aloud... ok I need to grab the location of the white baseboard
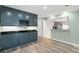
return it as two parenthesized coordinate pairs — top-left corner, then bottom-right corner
(51, 38), (79, 47)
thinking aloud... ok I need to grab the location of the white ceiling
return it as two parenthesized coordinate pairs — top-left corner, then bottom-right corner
(6, 5), (79, 18)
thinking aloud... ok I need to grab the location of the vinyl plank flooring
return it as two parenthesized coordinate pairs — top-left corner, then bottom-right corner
(1, 37), (79, 53)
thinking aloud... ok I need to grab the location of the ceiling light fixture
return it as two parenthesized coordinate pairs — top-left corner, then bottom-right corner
(43, 6), (47, 10)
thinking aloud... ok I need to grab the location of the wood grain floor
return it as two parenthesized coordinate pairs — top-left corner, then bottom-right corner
(1, 37), (79, 53)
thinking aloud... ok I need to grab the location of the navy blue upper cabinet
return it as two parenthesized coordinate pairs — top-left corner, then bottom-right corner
(24, 12), (30, 21)
(18, 11), (25, 20)
(0, 6), (38, 26)
(0, 32), (18, 50)
(0, 6), (1, 25)
(18, 10), (37, 26)
(29, 14), (37, 26)
(1, 6), (19, 26)
(18, 11), (30, 26)
(18, 11), (29, 20)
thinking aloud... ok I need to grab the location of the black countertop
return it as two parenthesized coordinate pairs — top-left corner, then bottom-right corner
(1, 30), (37, 35)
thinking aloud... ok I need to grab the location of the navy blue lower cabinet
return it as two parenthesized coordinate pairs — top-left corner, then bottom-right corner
(18, 32), (24, 45)
(18, 31), (37, 45)
(23, 32), (30, 43)
(0, 32), (18, 50)
(29, 31), (38, 42)
(33, 31), (37, 41)
(0, 31), (38, 51)
(18, 31), (30, 45)
(0, 34), (3, 50)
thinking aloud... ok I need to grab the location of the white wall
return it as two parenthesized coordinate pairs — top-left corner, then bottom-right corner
(38, 18), (43, 37)
(42, 20), (51, 39)
(43, 19), (54, 39)
(38, 18), (53, 39)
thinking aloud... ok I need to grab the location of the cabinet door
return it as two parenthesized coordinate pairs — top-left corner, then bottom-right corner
(18, 32), (24, 45)
(23, 32), (30, 43)
(18, 32), (30, 45)
(0, 32), (18, 49)
(33, 31), (38, 41)
(1, 6), (19, 26)
(18, 11), (31, 20)
(18, 11), (25, 20)
(0, 33), (3, 50)
(29, 31), (38, 42)
(24, 12), (30, 21)
(18, 11), (30, 26)
(29, 14), (37, 26)
(32, 15), (37, 26)
(0, 6), (1, 25)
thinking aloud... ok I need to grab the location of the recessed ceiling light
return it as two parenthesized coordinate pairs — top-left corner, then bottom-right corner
(43, 6), (47, 10)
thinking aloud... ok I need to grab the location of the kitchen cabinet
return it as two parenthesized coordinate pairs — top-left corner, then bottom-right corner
(0, 5), (38, 51)
(0, 31), (38, 51)
(18, 11), (25, 20)
(24, 12), (30, 21)
(33, 15), (37, 26)
(29, 14), (37, 26)
(0, 6), (38, 26)
(1, 6), (19, 26)
(18, 11), (30, 20)
(18, 31), (37, 45)
(0, 33), (2, 50)
(18, 32), (25, 45)
(18, 31), (31, 45)
(18, 11), (37, 26)
(0, 32), (18, 50)
(0, 6), (1, 25)
(23, 32), (30, 43)
(29, 31), (37, 42)
(18, 12), (30, 26)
